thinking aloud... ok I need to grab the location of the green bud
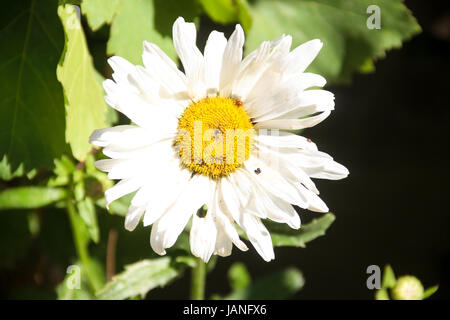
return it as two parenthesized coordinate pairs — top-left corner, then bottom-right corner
(392, 276), (424, 300)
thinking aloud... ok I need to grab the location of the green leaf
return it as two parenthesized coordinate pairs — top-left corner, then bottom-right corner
(0, 186), (67, 210)
(0, 0), (68, 171)
(422, 285), (439, 299)
(77, 197), (99, 243)
(246, 0), (421, 83)
(107, 0), (200, 65)
(81, 0), (121, 31)
(198, 0), (252, 32)
(48, 155), (76, 187)
(228, 262), (251, 291)
(265, 213), (335, 247)
(224, 267), (304, 300)
(375, 288), (390, 300)
(382, 264), (396, 289)
(57, 4), (108, 161)
(96, 257), (183, 299)
(0, 155), (36, 181)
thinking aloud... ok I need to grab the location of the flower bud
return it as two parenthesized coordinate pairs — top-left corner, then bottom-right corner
(392, 276), (424, 300)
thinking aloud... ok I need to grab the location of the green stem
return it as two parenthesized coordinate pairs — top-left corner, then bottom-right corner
(66, 197), (102, 292)
(190, 257), (206, 300)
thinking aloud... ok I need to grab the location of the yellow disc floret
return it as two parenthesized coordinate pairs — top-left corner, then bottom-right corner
(174, 97), (254, 179)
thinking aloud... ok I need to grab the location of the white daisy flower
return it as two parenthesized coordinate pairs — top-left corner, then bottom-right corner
(90, 17), (348, 262)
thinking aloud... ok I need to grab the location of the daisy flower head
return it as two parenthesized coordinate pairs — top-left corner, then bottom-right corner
(90, 17), (349, 262)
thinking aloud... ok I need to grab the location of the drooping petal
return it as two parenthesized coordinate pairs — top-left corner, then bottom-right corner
(190, 212), (218, 262)
(150, 175), (210, 254)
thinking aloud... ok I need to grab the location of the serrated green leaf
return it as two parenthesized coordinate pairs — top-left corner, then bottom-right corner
(107, 0), (200, 65)
(228, 262), (251, 291)
(0, 186), (67, 210)
(265, 213), (335, 247)
(57, 4), (107, 161)
(0, 155), (35, 181)
(96, 258), (183, 300)
(47, 155), (75, 187)
(223, 267), (304, 300)
(81, 0), (121, 31)
(246, 0), (421, 83)
(382, 264), (396, 289)
(422, 285), (438, 299)
(198, 0), (252, 32)
(0, 0), (68, 171)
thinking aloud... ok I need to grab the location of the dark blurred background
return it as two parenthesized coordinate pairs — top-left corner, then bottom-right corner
(1, 0), (449, 300)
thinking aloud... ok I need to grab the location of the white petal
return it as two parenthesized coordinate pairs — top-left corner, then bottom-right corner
(172, 17), (205, 98)
(255, 132), (319, 152)
(244, 157), (309, 209)
(89, 125), (140, 147)
(255, 141), (319, 194)
(255, 110), (331, 130)
(150, 175), (210, 254)
(104, 178), (142, 208)
(242, 169), (300, 229)
(108, 56), (136, 84)
(215, 181), (248, 251)
(281, 39), (323, 74)
(124, 205), (145, 231)
(141, 166), (192, 226)
(214, 227), (233, 257)
(190, 212), (218, 262)
(241, 214), (274, 262)
(219, 24), (245, 97)
(254, 89), (334, 122)
(301, 186), (329, 213)
(142, 41), (188, 96)
(204, 31), (227, 95)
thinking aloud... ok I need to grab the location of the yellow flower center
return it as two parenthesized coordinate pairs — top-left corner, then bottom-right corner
(174, 97), (254, 179)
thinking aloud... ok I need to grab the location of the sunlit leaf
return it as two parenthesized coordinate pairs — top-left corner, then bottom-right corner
(198, 0), (252, 32)
(246, 0), (421, 83)
(81, 0), (121, 31)
(97, 258), (184, 299)
(422, 285), (439, 299)
(382, 264), (396, 289)
(57, 4), (108, 161)
(0, 0), (67, 171)
(0, 186), (67, 210)
(107, 0), (200, 64)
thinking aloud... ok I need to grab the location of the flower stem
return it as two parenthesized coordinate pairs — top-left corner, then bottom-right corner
(66, 197), (102, 292)
(190, 257), (206, 300)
